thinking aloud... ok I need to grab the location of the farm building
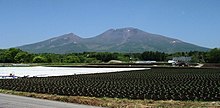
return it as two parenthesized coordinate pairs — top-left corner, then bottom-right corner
(169, 56), (192, 67)
(135, 61), (156, 64)
(173, 57), (191, 62)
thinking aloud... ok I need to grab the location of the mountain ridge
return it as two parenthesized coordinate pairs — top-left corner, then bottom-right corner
(17, 27), (209, 54)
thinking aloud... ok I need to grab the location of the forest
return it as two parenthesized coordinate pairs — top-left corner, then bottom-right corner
(0, 48), (219, 63)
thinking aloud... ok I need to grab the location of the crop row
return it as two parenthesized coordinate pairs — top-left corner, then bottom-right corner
(0, 68), (220, 101)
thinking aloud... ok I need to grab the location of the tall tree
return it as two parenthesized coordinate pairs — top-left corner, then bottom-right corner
(33, 56), (47, 63)
(14, 52), (29, 63)
(64, 55), (80, 63)
(207, 48), (220, 63)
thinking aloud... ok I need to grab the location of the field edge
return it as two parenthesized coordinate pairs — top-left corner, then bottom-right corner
(0, 89), (220, 108)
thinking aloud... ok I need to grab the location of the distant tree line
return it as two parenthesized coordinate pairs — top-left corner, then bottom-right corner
(0, 48), (220, 63)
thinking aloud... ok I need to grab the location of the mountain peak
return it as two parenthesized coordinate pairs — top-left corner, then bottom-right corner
(18, 28), (209, 53)
(97, 27), (150, 42)
(51, 32), (82, 42)
(107, 27), (140, 32)
(55, 32), (79, 38)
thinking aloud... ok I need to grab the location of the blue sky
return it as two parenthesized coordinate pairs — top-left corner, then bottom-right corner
(0, 0), (219, 48)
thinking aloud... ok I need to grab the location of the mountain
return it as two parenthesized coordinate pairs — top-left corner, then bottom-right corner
(18, 33), (88, 53)
(17, 27), (209, 53)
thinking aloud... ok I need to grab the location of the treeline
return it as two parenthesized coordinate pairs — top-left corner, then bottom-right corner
(0, 48), (220, 63)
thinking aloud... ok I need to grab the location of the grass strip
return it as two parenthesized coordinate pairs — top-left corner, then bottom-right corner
(0, 89), (220, 108)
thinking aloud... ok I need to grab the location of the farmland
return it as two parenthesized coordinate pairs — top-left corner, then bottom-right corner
(0, 66), (146, 77)
(0, 68), (220, 101)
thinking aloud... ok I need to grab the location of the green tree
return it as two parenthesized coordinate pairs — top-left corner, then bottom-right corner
(141, 51), (165, 61)
(33, 56), (47, 63)
(14, 52), (29, 63)
(207, 48), (220, 63)
(8, 48), (22, 57)
(43, 53), (62, 63)
(2, 48), (21, 63)
(84, 58), (99, 63)
(64, 55), (80, 63)
(90, 52), (118, 62)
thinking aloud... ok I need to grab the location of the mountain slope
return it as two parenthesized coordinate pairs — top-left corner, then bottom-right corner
(18, 28), (209, 53)
(84, 28), (208, 53)
(18, 33), (88, 53)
